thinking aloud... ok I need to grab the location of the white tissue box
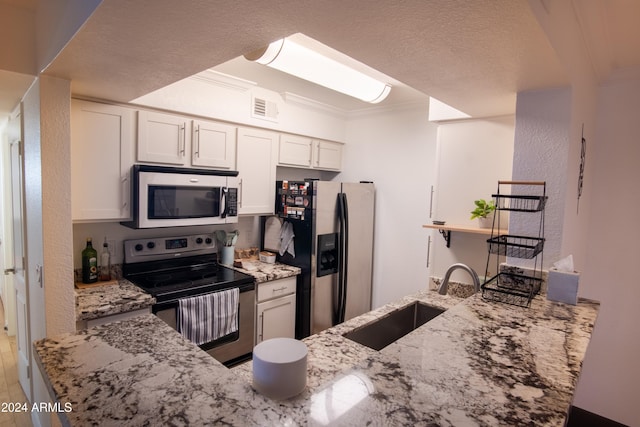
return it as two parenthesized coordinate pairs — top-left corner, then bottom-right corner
(547, 268), (579, 305)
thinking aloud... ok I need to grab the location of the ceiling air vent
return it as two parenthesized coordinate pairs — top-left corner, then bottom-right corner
(252, 96), (279, 122)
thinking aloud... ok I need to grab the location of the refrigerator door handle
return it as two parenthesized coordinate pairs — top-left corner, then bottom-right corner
(340, 192), (349, 323)
(335, 192), (346, 325)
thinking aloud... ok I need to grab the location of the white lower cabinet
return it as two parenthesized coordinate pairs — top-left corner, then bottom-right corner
(255, 277), (296, 344)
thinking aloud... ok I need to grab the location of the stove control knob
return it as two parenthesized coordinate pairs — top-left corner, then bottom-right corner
(205, 237), (212, 245)
(134, 244), (144, 251)
(196, 237), (203, 244)
(147, 242), (156, 249)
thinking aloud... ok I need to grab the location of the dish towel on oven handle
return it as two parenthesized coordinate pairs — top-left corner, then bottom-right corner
(177, 288), (239, 346)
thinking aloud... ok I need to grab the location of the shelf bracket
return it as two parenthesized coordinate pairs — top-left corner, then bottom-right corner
(438, 229), (451, 248)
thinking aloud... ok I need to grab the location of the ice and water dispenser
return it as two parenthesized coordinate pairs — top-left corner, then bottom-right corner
(317, 233), (338, 277)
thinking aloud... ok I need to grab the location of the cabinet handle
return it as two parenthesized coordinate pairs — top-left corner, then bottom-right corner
(194, 126), (200, 158)
(121, 176), (129, 210)
(238, 179), (243, 208)
(315, 143), (320, 166)
(272, 286), (287, 293)
(429, 185), (434, 218)
(179, 124), (186, 157)
(258, 313), (264, 342)
(36, 264), (43, 288)
(426, 235), (431, 268)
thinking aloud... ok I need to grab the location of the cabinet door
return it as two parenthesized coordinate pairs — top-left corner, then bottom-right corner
(192, 119), (236, 169)
(256, 294), (296, 344)
(236, 127), (277, 215)
(313, 140), (343, 171)
(71, 100), (135, 221)
(137, 110), (189, 165)
(278, 133), (313, 167)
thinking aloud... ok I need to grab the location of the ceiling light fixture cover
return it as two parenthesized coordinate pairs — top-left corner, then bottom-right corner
(245, 38), (391, 104)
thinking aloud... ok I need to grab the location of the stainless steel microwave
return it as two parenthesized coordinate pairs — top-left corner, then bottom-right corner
(121, 165), (239, 229)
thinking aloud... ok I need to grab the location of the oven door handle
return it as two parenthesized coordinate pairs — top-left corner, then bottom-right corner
(221, 187), (228, 218)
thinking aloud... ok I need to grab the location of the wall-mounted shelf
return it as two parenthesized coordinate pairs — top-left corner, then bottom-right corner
(422, 224), (508, 248)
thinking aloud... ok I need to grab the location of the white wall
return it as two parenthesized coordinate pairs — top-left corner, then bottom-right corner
(430, 117), (514, 283)
(40, 76), (75, 337)
(343, 104), (438, 308)
(510, 88), (572, 269)
(512, 82), (640, 425)
(571, 78), (640, 427)
(22, 79), (49, 427)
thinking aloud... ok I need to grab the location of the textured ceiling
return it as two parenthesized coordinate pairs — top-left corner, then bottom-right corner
(4, 0), (640, 118)
(43, 0), (567, 117)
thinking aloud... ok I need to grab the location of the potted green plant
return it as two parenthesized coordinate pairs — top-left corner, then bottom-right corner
(470, 199), (495, 228)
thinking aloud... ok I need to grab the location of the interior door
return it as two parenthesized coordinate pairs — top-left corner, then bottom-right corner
(10, 138), (31, 400)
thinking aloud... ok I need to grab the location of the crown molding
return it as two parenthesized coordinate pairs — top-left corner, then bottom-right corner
(189, 69), (256, 92)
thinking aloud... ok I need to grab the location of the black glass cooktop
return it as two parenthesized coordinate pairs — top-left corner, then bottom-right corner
(123, 255), (254, 303)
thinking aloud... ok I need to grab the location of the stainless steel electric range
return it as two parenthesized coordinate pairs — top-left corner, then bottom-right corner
(123, 233), (255, 366)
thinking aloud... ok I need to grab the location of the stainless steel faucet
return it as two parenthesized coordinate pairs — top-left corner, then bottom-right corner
(438, 263), (481, 295)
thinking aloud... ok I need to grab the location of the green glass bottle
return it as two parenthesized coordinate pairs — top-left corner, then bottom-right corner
(82, 238), (98, 283)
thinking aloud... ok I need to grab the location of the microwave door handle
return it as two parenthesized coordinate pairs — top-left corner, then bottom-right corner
(221, 187), (228, 218)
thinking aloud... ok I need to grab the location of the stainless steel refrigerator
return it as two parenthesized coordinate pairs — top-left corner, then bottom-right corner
(268, 180), (375, 338)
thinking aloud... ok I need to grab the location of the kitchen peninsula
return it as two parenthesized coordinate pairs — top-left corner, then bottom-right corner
(35, 289), (598, 426)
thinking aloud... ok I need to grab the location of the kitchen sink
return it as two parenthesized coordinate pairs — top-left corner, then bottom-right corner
(343, 302), (445, 351)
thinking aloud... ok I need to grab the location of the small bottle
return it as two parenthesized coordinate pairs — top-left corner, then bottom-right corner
(99, 237), (111, 281)
(82, 238), (98, 284)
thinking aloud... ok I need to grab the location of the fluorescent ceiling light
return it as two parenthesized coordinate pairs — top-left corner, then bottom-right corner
(245, 38), (391, 104)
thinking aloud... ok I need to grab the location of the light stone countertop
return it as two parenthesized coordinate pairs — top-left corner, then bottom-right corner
(74, 262), (299, 323)
(75, 279), (155, 321)
(229, 260), (301, 283)
(37, 289), (599, 426)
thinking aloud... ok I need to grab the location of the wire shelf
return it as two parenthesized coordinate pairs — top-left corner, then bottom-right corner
(481, 272), (542, 308)
(493, 194), (547, 212)
(487, 235), (545, 259)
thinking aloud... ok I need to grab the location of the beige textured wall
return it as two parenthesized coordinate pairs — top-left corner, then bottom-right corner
(40, 75), (75, 337)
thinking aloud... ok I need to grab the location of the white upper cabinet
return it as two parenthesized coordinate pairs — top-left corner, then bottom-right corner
(71, 99), (135, 221)
(313, 140), (343, 171)
(278, 133), (343, 171)
(236, 127), (278, 215)
(137, 110), (190, 165)
(278, 133), (313, 167)
(192, 119), (237, 169)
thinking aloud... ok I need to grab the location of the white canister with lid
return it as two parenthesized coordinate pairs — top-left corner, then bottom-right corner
(252, 337), (308, 400)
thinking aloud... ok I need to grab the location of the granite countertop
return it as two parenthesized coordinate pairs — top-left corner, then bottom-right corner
(74, 261), (297, 323)
(230, 260), (301, 283)
(75, 279), (155, 321)
(36, 289), (599, 426)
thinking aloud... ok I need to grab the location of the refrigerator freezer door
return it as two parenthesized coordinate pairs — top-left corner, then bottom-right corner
(342, 182), (375, 321)
(311, 181), (341, 334)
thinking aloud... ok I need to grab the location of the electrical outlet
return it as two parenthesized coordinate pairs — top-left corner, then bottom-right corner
(107, 240), (117, 260)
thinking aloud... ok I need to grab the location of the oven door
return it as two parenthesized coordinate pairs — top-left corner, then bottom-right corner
(135, 166), (238, 228)
(154, 284), (255, 366)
